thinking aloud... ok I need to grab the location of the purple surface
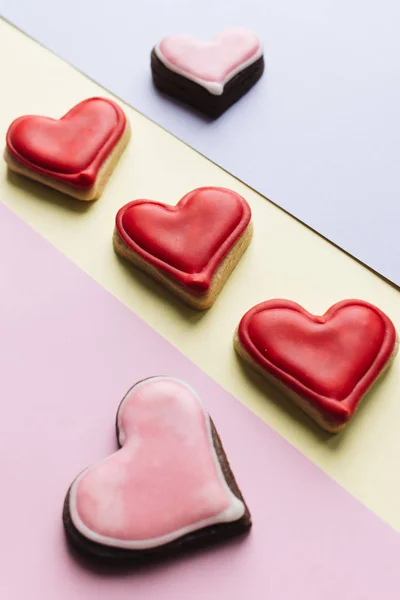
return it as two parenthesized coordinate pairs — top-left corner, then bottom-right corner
(1, 203), (400, 598)
(2, 0), (400, 285)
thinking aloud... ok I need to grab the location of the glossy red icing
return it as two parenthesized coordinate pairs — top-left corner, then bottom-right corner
(238, 299), (397, 426)
(6, 97), (126, 188)
(115, 187), (251, 294)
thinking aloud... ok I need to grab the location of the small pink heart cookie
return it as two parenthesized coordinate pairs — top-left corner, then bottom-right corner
(151, 29), (264, 117)
(63, 377), (251, 560)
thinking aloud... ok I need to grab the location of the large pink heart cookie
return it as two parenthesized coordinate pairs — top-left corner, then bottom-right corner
(151, 29), (264, 117)
(64, 377), (251, 560)
(235, 300), (398, 432)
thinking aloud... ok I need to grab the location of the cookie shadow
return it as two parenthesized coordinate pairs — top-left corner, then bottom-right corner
(233, 351), (333, 443)
(65, 527), (251, 578)
(113, 252), (207, 325)
(6, 169), (93, 215)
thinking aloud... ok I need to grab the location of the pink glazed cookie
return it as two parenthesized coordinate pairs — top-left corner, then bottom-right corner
(63, 377), (251, 561)
(151, 29), (264, 117)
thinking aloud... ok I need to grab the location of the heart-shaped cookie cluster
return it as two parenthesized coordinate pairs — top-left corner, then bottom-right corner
(5, 32), (398, 574)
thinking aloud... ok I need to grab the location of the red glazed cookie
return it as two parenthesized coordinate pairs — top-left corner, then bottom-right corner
(113, 187), (253, 309)
(235, 299), (398, 432)
(151, 28), (264, 118)
(63, 377), (251, 561)
(4, 97), (130, 200)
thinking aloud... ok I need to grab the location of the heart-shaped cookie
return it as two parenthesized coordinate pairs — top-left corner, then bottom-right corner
(113, 187), (252, 309)
(5, 97), (129, 200)
(64, 377), (250, 560)
(235, 300), (397, 432)
(151, 29), (264, 117)
(156, 29), (262, 95)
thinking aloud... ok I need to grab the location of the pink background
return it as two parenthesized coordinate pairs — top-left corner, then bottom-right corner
(1, 202), (399, 598)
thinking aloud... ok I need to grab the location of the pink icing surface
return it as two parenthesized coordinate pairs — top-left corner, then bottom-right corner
(158, 29), (261, 83)
(73, 378), (238, 544)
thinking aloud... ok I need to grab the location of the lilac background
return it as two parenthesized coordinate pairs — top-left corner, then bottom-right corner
(2, 0), (400, 285)
(1, 203), (400, 598)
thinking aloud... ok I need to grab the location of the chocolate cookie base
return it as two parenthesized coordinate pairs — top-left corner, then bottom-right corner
(151, 49), (264, 118)
(63, 412), (251, 563)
